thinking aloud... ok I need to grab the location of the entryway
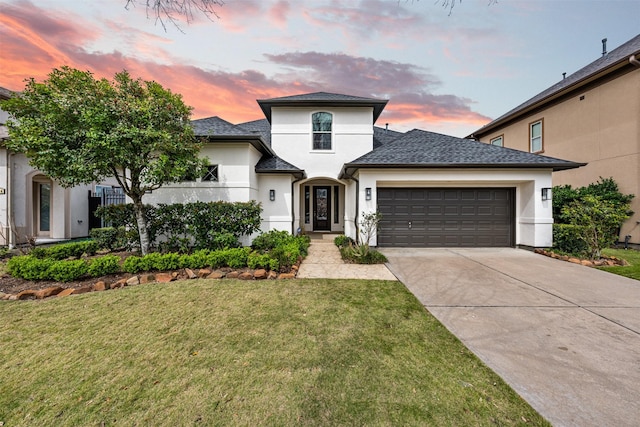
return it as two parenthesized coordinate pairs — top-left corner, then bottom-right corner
(300, 180), (345, 234)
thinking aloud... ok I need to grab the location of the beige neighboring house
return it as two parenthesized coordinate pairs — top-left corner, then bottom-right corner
(469, 34), (640, 245)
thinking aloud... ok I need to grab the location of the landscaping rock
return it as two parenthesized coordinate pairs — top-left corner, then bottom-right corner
(226, 271), (240, 279)
(93, 281), (107, 291)
(126, 276), (140, 286)
(155, 272), (174, 283)
(205, 271), (224, 279)
(73, 286), (93, 294)
(35, 286), (64, 299)
(568, 258), (581, 264)
(139, 274), (154, 284)
(254, 269), (267, 280)
(57, 288), (75, 297)
(198, 268), (212, 278)
(580, 260), (593, 267)
(8, 294), (18, 300)
(268, 271), (278, 280)
(278, 273), (296, 279)
(185, 268), (198, 279)
(17, 290), (38, 300)
(0, 292), (7, 300)
(238, 272), (253, 280)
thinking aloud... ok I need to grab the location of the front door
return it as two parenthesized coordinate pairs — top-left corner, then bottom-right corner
(313, 186), (331, 231)
(34, 181), (52, 237)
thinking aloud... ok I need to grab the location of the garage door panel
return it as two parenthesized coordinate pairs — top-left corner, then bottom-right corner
(377, 188), (514, 247)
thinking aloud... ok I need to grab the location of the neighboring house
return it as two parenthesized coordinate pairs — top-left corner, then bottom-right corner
(468, 34), (640, 245)
(1, 90), (584, 249)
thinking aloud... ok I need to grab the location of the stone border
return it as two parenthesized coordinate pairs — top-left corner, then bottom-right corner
(534, 249), (629, 267)
(1, 265), (300, 301)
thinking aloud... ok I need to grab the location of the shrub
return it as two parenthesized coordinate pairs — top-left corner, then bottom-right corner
(223, 247), (251, 269)
(30, 241), (99, 260)
(48, 260), (89, 282)
(339, 244), (388, 264)
(183, 250), (210, 269)
(7, 256), (54, 280)
(123, 256), (147, 274)
(210, 232), (240, 250)
(252, 230), (292, 251)
(206, 250), (227, 269)
(248, 252), (279, 271)
(89, 227), (127, 251)
(88, 255), (121, 277)
(552, 224), (589, 256)
(270, 242), (301, 272)
(334, 234), (354, 248)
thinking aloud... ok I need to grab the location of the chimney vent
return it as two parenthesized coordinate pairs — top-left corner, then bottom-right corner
(602, 38), (608, 56)
(562, 72), (566, 80)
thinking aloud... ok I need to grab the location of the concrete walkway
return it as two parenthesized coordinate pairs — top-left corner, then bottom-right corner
(381, 247), (640, 427)
(297, 235), (397, 280)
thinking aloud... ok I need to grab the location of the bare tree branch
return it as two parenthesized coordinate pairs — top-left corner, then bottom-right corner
(125, 0), (224, 32)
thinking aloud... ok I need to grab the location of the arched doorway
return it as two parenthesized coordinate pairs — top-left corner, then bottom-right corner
(299, 178), (345, 234)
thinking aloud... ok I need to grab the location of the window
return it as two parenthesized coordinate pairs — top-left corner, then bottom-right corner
(312, 112), (332, 150)
(530, 120), (543, 153)
(304, 186), (310, 224)
(490, 135), (503, 147)
(333, 185), (339, 224)
(202, 165), (219, 182)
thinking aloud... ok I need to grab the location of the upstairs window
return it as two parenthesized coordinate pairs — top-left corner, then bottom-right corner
(530, 119), (543, 153)
(490, 135), (504, 147)
(312, 112), (332, 150)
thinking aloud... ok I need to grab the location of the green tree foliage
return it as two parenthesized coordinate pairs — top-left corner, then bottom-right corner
(1, 66), (207, 254)
(561, 195), (630, 259)
(552, 177), (633, 258)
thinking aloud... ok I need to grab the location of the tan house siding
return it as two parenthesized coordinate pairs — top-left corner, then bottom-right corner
(475, 66), (640, 244)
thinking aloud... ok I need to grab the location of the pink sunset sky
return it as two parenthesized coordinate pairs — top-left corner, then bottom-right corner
(1, 0), (639, 137)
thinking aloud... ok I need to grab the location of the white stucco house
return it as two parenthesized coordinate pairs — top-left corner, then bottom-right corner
(1, 90), (584, 248)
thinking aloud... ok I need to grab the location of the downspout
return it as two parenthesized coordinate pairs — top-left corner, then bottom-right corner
(352, 177), (360, 244)
(291, 176), (304, 234)
(7, 151), (14, 248)
(630, 55), (640, 67)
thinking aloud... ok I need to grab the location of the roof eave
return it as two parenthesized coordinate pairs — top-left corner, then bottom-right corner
(199, 134), (275, 156)
(257, 99), (389, 124)
(470, 56), (638, 138)
(254, 168), (306, 179)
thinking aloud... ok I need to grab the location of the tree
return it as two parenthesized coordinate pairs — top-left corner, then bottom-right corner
(125, 0), (224, 31)
(1, 66), (207, 255)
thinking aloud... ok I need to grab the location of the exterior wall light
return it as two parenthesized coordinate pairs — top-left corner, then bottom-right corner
(541, 188), (552, 201)
(365, 187), (372, 201)
(269, 189), (276, 201)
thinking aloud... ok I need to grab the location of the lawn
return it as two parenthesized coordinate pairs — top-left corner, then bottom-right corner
(0, 279), (548, 426)
(600, 248), (640, 280)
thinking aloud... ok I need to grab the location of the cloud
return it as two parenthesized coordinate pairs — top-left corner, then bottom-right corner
(0, 0), (489, 135)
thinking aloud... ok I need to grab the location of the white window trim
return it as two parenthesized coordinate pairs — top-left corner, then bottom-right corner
(490, 135), (504, 147)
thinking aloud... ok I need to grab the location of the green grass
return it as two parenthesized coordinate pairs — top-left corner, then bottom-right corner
(0, 279), (548, 426)
(600, 248), (640, 280)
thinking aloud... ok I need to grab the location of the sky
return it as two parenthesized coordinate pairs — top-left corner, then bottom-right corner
(1, 0), (639, 137)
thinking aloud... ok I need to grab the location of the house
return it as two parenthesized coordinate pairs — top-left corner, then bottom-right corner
(468, 34), (640, 245)
(1, 90), (583, 249)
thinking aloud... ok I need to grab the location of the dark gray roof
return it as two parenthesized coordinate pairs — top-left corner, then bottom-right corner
(373, 125), (404, 148)
(257, 92), (388, 123)
(237, 118), (272, 146)
(191, 116), (275, 156)
(0, 87), (14, 100)
(255, 155), (305, 179)
(471, 34), (640, 137)
(341, 129), (585, 178)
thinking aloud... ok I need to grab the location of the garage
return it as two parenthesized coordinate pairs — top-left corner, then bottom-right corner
(377, 188), (515, 247)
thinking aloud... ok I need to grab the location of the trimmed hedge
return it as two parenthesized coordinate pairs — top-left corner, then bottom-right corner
(552, 223), (589, 256)
(30, 241), (98, 260)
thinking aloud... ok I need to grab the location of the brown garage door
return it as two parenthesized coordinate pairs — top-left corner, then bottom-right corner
(377, 188), (515, 247)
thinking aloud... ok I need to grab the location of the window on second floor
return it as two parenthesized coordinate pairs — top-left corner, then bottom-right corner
(490, 135), (504, 147)
(312, 112), (332, 150)
(530, 119), (543, 153)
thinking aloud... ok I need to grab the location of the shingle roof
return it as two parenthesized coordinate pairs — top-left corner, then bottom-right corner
(255, 155), (305, 179)
(373, 125), (404, 148)
(341, 129), (585, 177)
(257, 92), (388, 123)
(0, 87), (14, 100)
(471, 34), (640, 137)
(191, 116), (251, 137)
(237, 118), (272, 146)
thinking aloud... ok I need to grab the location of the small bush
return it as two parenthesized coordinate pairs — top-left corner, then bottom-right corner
(123, 256), (147, 274)
(30, 241), (99, 260)
(48, 260), (89, 282)
(270, 242), (301, 271)
(88, 255), (121, 277)
(252, 230), (292, 252)
(183, 250), (210, 269)
(210, 232), (240, 250)
(340, 244), (388, 264)
(553, 224), (589, 256)
(334, 235), (354, 248)
(223, 247), (251, 269)
(89, 227), (127, 251)
(7, 256), (54, 280)
(248, 252), (279, 271)
(206, 251), (227, 269)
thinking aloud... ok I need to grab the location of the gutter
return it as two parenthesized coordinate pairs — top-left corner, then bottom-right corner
(630, 54), (640, 67)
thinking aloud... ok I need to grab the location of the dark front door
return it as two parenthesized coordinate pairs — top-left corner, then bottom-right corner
(313, 186), (331, 231)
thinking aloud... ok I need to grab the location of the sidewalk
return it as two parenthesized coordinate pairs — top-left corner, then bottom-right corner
(297, 235), (397, 280)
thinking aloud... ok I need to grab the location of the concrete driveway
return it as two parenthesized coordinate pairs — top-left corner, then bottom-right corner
(381, 248), (640, 427)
